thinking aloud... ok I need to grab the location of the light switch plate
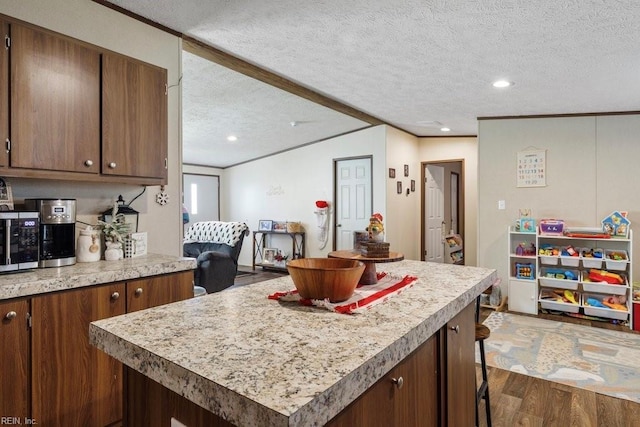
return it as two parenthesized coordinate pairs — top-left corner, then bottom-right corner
(498, 200), (506, 210)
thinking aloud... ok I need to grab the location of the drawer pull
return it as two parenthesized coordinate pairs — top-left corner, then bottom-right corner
(111, 292), (120, 300)
(135, 288), (143, 296)
(450, 325), (460, 334)
(84, 159), (93, 167)
(5, 311), (17, 320)
(108, 162), (117, 169)
(392, 376), (404, 389)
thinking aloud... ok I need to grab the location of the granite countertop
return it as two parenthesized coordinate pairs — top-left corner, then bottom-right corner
(0, 254), (196, 300)
(90, 260), (496, 426)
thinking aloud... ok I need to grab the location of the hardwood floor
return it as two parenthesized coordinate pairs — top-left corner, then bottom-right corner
(233, 269), (640, 426)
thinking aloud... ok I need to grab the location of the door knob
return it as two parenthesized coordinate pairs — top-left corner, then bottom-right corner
(84, 159), (93, 167)
(108, 162), (117, 169)
(111, 292), (120, 300)
(4, 311), (17, 320)
(450, 325), (460, 334)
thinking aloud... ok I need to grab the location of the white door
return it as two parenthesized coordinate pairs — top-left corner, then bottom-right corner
(425, 164), (445, 262)
(335, 158), (372, 250)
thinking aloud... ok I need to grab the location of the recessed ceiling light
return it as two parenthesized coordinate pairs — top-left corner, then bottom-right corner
(440, 127), (451, 132)
(492, 80), (513, 88)
(227, 135), (238, 142)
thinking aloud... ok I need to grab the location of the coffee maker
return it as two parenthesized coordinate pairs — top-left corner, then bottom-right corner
(24, 198), (76, 267)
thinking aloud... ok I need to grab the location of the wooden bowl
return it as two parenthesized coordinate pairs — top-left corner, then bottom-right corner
(287, 258), (365, 302)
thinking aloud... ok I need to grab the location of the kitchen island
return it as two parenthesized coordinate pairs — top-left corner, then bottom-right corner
(90, 260), (496, 426)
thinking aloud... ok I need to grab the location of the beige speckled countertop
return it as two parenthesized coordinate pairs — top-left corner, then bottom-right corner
(0, 254), (196, 300)
(90, 260), (496, 427)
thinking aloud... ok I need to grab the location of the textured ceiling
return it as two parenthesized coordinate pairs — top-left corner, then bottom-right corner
(105, 0), (640, 167)
(182, 51), (369, 167)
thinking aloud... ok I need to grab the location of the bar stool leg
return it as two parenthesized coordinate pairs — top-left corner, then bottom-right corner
(478, 338), (491, 427)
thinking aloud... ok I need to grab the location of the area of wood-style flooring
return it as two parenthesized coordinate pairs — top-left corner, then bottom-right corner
(234, 268), (640, 427)
(475, 307), (640, 427)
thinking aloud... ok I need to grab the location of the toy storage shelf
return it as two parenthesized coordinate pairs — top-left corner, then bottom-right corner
(444, 233), (464, 265)
(507, 226), (634, 328)
(536, 229), (633, 329)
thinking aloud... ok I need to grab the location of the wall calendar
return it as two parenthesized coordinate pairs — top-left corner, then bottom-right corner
(517, 149), (546, 187)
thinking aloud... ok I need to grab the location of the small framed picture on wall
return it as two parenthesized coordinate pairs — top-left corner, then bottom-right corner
(404, 164), (409, 177)
(397, 181), (402, 194)
(389, 168), (396, 178)
(411, 179), (416, 192)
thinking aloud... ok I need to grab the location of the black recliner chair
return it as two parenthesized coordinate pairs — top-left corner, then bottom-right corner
(183, 221), (249, 293)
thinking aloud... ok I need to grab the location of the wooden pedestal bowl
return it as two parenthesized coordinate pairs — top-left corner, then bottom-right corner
(287, 258), (365, 302)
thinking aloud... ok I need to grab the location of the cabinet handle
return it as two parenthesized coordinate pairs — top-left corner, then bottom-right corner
(111, 291), (120, 300)
(84, 159), (93, 167)
(4, 311), (17, 320)
(392, 377), (404, 389)
(135, 287), (143, 296)
(450, 325), (460, 334)
(108, 162), (117, 169)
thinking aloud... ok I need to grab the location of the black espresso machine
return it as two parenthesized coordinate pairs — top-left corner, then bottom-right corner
(24, 198), (76, 267)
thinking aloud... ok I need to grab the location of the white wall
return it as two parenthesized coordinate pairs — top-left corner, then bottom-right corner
(220, 126), (476, 267)
(385, 127), (421, 260)
(418, 137), (479, 266)
(0, 0), (183, 256)
(224, 126), (387, 267)
(477, 114), (640, 296)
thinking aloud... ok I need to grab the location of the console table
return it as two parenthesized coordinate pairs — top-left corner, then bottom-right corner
(252, 231), (305, 272)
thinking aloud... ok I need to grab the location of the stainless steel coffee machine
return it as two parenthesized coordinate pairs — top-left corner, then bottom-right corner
(24, 198), (76, 267)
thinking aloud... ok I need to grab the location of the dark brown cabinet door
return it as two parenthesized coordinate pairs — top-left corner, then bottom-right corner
(102, 52), (168, 181)
(445, 303), (475, 427)
(31, 283), (126, 427)
(0, 20), (8, 168)
(10, 24), (100, 173)
(0, 299), (30, 419)
(127, 271), (194, 312)
(328, 334), (439, 427)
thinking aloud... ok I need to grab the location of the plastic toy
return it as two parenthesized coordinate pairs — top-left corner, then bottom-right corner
(586, 298), (606, 308)
(563, 290), (577, 304)
(588, 269), (624, 285)
(581, 248), (603, 259)
(515, 263), (534, 280)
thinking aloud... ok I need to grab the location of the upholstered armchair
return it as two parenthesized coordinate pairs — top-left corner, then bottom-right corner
(183, 221), (249, 293)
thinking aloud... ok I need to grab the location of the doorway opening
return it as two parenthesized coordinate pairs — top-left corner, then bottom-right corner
(421, 160), (465, 263)
(182, 173), (220, 235)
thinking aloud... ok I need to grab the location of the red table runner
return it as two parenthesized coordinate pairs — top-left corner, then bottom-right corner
(268, 272), (417, 314)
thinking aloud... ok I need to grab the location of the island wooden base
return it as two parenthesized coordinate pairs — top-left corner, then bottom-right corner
(124, 304), (475, 427)
(126, 370), (233, 427)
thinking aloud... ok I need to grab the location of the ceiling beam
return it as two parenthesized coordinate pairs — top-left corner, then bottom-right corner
(183, 36), (385, 126)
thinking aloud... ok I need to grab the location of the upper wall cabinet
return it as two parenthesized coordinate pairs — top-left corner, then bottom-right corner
(0, 16), (168, 185)
(10, 23), (101, 174)
(102, 53), (168, 181)
(0, 19), (9, 168)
